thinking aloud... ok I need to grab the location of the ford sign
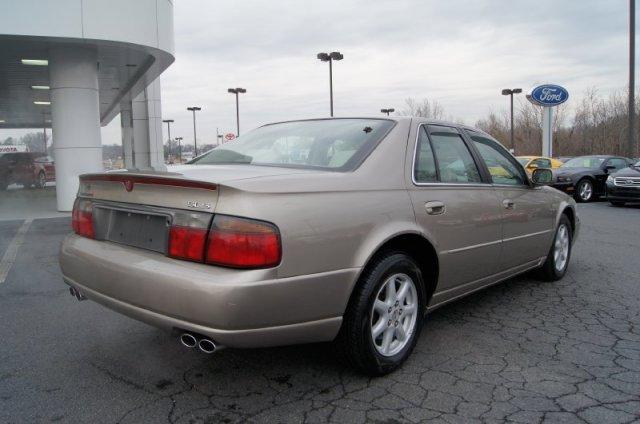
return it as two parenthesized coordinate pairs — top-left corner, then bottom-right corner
(530, 84), (569, 107)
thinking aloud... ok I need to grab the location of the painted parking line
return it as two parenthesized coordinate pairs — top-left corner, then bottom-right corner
(0, 219), (33, 284)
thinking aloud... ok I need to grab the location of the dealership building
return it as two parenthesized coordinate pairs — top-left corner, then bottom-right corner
(0, 0), (175, 211)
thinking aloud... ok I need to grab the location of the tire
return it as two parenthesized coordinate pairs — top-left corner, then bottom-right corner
(36, 172), (46, 189)
(335, 252), (426, 376)
(609, 201), (626, 207)
(574, 179), (594, 202)
(538, 215), (572, 282)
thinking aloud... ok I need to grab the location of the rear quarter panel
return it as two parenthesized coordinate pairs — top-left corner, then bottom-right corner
(214, 119), (420, 279)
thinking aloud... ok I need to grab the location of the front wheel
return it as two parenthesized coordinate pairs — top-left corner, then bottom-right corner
(574, 179), (594, 202)
(335, 252), (426, 375)
(538, 215), (572, 281)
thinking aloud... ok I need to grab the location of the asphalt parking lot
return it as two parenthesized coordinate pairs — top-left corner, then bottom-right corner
(0, 202), (639, 424)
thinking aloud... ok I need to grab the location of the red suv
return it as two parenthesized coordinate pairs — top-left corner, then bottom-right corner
(0, 152), (56, 190)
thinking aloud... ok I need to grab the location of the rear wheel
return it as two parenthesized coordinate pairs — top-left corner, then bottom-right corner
(609, 201), (626, 207)
(538, 215), (572, 281)
(335, 252), (426, 375)
(574, 179), (594, 202)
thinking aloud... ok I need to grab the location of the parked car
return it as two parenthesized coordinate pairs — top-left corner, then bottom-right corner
(516, 156), (563, 175)
(60, 117), (579, 375)
(552, 155), (634, 202)
(0, 152), (55, 190)
(606, 159), (640, 206)
(556, 156), (573, 163)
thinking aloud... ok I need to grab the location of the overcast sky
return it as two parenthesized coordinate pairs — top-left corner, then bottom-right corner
(3, 0), (634, 147)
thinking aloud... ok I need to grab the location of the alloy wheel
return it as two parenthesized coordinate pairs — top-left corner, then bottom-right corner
(578, 180), (592, 201)
(370, 273), (418, 357)
(553, 224), (570, 272)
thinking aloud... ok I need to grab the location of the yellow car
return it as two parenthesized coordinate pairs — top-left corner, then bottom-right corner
(516, 156), (563, 174)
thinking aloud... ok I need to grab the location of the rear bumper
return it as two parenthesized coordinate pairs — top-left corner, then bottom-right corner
(60, 234), (359, 348)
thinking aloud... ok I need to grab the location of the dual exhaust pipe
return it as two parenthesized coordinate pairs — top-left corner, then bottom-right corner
(69, 286), (87, 301)
(179, 332), (218, 354)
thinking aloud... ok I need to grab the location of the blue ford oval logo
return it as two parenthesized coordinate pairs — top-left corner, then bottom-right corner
(530, 84), (569, 106)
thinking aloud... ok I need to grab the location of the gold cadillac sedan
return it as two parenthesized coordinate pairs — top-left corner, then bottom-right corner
(60, 117), (579, 375)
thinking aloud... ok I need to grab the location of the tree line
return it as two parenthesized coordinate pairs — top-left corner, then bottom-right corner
(403, 88), (640, 159)
(5, 88), (639, 162)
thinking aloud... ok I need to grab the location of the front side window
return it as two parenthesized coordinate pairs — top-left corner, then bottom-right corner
(189, 119), (394, 171)
(562, 157), (605, 168)
(470, 134), (527, 186)
(607, 158), (628, 170)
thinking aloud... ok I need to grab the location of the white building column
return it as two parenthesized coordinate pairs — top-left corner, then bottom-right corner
(50, 47), (102, 212)
(132, 78), (166, 171)
(120, 99), (134, 169)
(132, 88), (151, 169)
(147, 78), (166, 170)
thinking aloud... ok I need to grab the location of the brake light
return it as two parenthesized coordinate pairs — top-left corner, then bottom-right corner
(205, 215), (281, 268)
(168, 226), (208, 262)
(72, 198), (95, 239)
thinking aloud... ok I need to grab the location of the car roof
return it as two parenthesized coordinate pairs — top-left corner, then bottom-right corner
(258, 116), (488, 135)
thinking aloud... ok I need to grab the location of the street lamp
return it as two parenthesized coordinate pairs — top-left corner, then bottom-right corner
(227, 88), (246, 136)
(186, 107), (201, 156)
(162, 119), (174, 145)
(175, 136), (183, 163)
(317, 51), (343, 117)
(381, 108), (395, 116)
(501, 88), (522, 152)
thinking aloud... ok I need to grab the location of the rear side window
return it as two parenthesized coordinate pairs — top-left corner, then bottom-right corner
(429, 127), (481, 183)
(414, 125), (482, 184)
(414, 126), (437, 182)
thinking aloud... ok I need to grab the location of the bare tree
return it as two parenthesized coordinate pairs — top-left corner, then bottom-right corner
(400, 97), (446, 120)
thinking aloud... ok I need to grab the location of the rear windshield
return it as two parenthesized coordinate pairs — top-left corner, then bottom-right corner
(189, 119), (394, 171)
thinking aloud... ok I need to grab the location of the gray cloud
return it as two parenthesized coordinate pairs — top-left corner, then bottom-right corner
(3, 0), (634, 147)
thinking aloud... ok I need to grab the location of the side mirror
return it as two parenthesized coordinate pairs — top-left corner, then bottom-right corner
(604, 165), (615, 173)
(531, 168), (553, 185)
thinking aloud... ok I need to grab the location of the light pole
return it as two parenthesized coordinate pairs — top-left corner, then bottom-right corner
(317, 51), (343, 117)
(629, 0), (636, 158)
(162, 119), (174, 144)
(227, 88), (246, 136)
(501, 88), (522, 152)
(175, 136), (183, 163)
(381, 108), (395, 116)
(187, 107), (201, 156)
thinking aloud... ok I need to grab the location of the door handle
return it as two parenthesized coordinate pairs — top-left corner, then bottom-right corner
(503, 199), (515, 210)
(425, 201), (445, 215)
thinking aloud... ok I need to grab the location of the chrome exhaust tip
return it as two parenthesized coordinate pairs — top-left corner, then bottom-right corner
(69, 286), (87, 301)
(198, 338), (217, 354)
(180, 333), (197, 348)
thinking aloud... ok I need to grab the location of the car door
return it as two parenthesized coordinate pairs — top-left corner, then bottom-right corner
(466, 131), (555, 271)
(407, 124), (503, 300)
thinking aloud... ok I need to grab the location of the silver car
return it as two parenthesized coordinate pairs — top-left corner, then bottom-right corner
(60, 117), (579, 375)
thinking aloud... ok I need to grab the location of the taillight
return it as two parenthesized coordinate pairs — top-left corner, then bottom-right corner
(72, 198), (95, 239)
(205, 215), (281, 268)
(168, 226), (208, 262)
